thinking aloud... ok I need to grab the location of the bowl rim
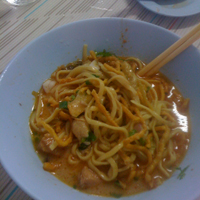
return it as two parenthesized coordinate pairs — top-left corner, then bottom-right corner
(0, 17), (200, 200)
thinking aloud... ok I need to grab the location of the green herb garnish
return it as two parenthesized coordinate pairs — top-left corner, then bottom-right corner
(81, 138), (86, 143)
(129, 129), (136, 137)
(78, 143), (89, 150)
(134, 177), (139, 181)
(87, 131), (96, 142)
(59, 101), (68, 109)
(92, 74), (100, 78)
(85, 80), (92, 85)
(34, 137), (40, 143)
(146, 86), (151, 93)
(81, 131), (96, 143)
(33, 131), (40, 143)
(76, 90), (79, 94)
(95, 49), (124, 61)
(116, 57), (125, 61)
(79, 132), (96, 150)
(96, 49), (114, 57)
(114, 180), (121, 187)
(176, 165), (190, 180)
(110, 193), (122, 198)
(70, 95), (76, 101)
(33, 131), (38, 136)
(139, 138), (146, 146)
(73, 185), (77, 189)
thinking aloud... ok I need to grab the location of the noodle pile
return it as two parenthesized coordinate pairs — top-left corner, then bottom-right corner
(30, 45), (190, 192)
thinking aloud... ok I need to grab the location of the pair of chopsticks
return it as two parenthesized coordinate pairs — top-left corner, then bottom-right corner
(138, 23), (200, 77)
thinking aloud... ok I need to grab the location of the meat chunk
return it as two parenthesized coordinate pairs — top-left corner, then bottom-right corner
(121, 61), (137, 87)
(38, 133), (54, 153)
(72, 116), (89, 141)
(68, 92), (92, 118)
(149, 177), (163, 189)
(79, 166), (101, 189)
(42, 79), (56, 93)
(38, 133), (62, 155)
(134, 123), (143, 132)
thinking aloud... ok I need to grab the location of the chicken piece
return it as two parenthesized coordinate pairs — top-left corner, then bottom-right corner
(38, 133), (62, 155)
(78, 166), (101, 189)
(149, 177), (163, 189)
(68, 92), (92, 118)
(38, 133), (53, 153)
(134, 123), (143, 132)
(72, 116), (89, 141)
(42, 79), (56, 93)
(121, 61), (137, 88)
(89, 60), (100, 71)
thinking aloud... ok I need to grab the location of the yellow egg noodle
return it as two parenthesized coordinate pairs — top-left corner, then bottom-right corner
(30, 45), (190, 196)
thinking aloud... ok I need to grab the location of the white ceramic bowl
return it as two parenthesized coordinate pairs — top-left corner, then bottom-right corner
(0, 18), (200, 200)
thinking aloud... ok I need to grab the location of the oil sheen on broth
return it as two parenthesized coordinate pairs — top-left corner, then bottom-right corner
(29, 49), (190, 197)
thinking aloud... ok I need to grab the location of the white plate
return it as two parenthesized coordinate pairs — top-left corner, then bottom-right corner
(137, 0), (200, 17)
(0, 18), (200, 200)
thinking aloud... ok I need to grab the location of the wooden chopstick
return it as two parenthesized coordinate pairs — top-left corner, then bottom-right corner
(138, 23), (200, 77)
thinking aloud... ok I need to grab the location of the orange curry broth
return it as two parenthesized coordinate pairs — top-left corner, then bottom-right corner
(30, 64), (190, 197)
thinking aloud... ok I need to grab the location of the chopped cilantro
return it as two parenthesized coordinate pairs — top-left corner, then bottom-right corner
(176, 165), (190, 180)
(59, 101), (68, 109)
(34, 137), (40, 143)
(146, 86), (151, 93)
(81, 137), (86, 143)
(96, 49), (114, 57)
(33, 131), (38, 136)
(114, 180), (121, 187)
(92, 74), (100, 78)
(70, 95), (76, 101)
(73, 185), (77, 189)
(129, 129), (136, 137)
(33, 132), (40, 143)
(134, 177), (139, 181)
(78, 143), (89, 150)
(82, 131), (96, 143)
(79, 131), (96, 150)
(139, 138), (146, 146)
(87, 131), (96, 142)
(85, 80), (92, 85)
(95, 50), (124, 61)
(116, 57), (125, 61)
(76, 90), (79, 94)
(110, 193), (122, 198)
